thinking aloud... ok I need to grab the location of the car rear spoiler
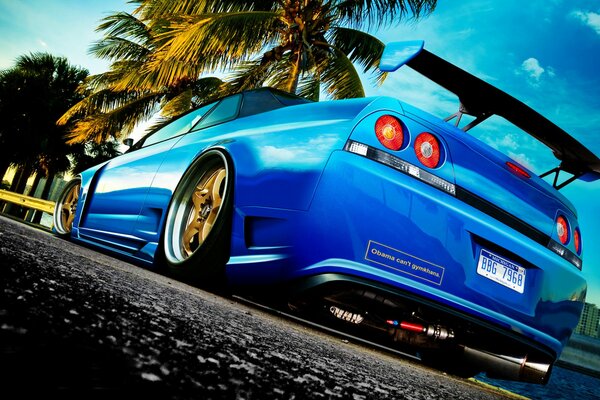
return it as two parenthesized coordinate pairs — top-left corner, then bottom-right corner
(380, 41), (600, 188)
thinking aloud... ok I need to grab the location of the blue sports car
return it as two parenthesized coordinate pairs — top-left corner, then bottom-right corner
(53, 41), (599, 384)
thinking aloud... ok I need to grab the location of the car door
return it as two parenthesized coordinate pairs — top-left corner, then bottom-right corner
(78, 105), (214, 252)
(131, 95), (243, 247)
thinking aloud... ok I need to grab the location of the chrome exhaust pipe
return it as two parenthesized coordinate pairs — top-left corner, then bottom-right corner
(461, 345), (552, 384)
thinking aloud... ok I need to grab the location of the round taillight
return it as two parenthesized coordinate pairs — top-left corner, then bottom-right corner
(375, 115), (404, 151)
(414, 132), (441, 168)
(574, 228), (581, 255)
(556, 216), (569, 245)
(506, 161), (530, 179)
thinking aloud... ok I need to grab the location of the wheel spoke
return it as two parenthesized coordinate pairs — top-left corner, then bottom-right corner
(60, 187), (78, 232)
(211, 169), (226, 207)
(182, 225), (199, 255)
(192, 187), (208, 210)
(167, 158), (228, 263)
(200, 219), (213, 242)
(66, 212), (75, 228)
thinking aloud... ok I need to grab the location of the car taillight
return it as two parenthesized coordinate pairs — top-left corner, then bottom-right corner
(574, 227), (581, 255)
(506, 161), (530, 179)
(375, 115), (404, 151)
(556, 216), (569, 245)
(414, 132), (440, 168)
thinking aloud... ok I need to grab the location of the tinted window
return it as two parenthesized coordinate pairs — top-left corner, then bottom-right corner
(238, 90), (285, 118)
(143, 103), (216, 148)
(191, 94), (242, 131)
(273, 91), (312, 106)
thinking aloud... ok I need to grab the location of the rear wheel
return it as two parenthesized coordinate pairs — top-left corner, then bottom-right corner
(163, 150), (233, 286)
(53, 178), (81, 238)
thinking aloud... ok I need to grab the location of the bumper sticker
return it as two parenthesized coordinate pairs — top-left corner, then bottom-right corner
(365, 240), (445, 285)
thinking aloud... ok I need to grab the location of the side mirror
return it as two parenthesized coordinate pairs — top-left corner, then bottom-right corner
(379, 40), (425, 72)
(123, 138), (134, 147)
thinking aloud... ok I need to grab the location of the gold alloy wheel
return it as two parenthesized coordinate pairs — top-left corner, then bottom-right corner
(181, 166), (226, 258)
(60, 182), (80, 233)
(53, 179), (81, 236)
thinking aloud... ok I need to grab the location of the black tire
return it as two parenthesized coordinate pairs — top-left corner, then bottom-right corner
(162, 150), (233, 286)
(53, 178), (82, 239)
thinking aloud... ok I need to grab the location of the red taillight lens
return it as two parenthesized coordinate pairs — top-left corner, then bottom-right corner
(375, 115), (404, 151)
(506, 161), (530, 179)
(556, 216), (569, 245)
(414, 132), (441, 168)
(574, 228), (581, 254)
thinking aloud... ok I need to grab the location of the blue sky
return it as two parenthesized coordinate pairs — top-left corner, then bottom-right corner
(1, 0), (599, 305)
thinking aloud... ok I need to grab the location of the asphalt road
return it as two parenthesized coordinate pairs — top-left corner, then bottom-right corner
(0, 216), (514, 399)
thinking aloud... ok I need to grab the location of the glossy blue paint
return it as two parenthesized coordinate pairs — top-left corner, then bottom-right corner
(65, 54), (592, 364)
(379, 40), (425, 72)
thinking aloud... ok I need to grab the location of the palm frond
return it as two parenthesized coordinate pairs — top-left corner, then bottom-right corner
(137, 0), (278, 19)
(331, 0), (436, 29)
(58, 88), (152, 126)
(320, 50), (365, 99)
(65, 92), (161, 144)
(227, 60), (272, 93)
(90, 37), (151, 62)
(190, 77), (228, 104)
(96, 12), (152, 45)
(328, 26), (387, 85)
(160, 89), (193, 118)
(133, 57), (207, 90)
(153, 11), (282, 68)
(297, 75), (321, 101)
(263, 54), (302, 94)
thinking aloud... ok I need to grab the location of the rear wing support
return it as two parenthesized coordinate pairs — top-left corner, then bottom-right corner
(540, 167), (581, 190)
(379, 41), (600, 185)
(443, 103), (491, 132)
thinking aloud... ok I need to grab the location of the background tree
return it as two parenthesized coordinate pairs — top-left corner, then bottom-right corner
(61, 0), (436, 144)
(0, 53), (88, 213)
(69, 140), (122, 175)
(58, 11), (226, 145)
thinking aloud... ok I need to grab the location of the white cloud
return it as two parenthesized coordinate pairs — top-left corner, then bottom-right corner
(521, 58), (545, 81)
(376, 68), (458, 118)
(572, 10), (600, 35)
(38, 39), (47, 47)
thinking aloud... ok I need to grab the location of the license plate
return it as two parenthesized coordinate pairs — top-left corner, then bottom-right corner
(477, 249), (526, 294)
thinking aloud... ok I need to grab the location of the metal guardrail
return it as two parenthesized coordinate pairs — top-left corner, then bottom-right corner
(0, 189), (56, 215)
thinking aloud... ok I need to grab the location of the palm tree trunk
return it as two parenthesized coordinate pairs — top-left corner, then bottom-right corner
(5, 165), (34, 218)
(30, 173), (55, 224)
(9, 167), (24, 192)
(0, 160), (10, 187)
(39, 174), (54, 200)
(286, 47), (302, 94)
(25, 172), (43, 224)
(28, 172), (42, 196)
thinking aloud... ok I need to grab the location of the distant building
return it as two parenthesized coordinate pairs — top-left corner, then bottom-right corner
(575, 302), (600, 338)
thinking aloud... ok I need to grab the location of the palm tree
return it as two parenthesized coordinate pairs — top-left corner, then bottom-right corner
(69, 140), (122, 175)
(0, 53), (88, 218)
(0, 53), (88, 196)
(61, 0), (436, 144)
(58, 11), (227, 144)
(146, 0), (436, 98)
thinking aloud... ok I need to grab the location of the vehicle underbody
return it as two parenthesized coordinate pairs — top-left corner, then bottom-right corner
(285, 274), (554, 384)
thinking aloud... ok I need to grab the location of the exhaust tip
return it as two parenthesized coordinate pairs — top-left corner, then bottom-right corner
(462, 346), (552, 384)
(520, 359), (553, 385)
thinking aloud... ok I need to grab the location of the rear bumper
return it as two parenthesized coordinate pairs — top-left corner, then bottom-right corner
(285, 150), (586, 357)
